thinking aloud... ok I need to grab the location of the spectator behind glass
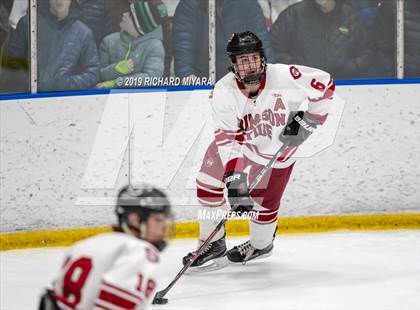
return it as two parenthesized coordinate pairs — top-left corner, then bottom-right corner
(96, 0), (166, 88)
(259, 0), (304, 25)
(110, 0), (129, 32)
(344, 0), (381, 27)
(173, 0), (274, 82)
(4, 0), (100, 92)
(0, 1), (12, 85)
(8, 0), (27, 30)
(270, 0), (375, 80)
(0, 0), (13, 52)
(257, 0), (274, 29)
(371, 0), (420, 78)
(76, 0), (113, 47)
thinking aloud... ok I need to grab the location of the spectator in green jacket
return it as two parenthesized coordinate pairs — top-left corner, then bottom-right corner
(97, 0), (168, 88)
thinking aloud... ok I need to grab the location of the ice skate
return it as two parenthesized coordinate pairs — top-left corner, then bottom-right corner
(182, 235), (228, 273)
(226, 240), (273, 264)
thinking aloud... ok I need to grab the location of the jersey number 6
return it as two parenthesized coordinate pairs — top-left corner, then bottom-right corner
(310, 78), (326, 92)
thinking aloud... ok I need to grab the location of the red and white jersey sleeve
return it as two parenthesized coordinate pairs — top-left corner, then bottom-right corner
(51, 232), (161, 310)
(288, 64), (335, 124)
(210, 82), (246, 173)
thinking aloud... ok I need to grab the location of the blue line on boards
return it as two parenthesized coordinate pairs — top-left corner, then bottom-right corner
(1, 78), (419, 101)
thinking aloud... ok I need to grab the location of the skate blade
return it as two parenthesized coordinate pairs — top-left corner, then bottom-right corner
(185, 256), (229, 274)
(230, 250), (273, 264)
(254, 250), (273, 260)
(243, 251), (273, 264)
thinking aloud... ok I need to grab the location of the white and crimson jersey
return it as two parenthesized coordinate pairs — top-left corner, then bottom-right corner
(51, 232), (161, 310)
(212, 63), (335, 170)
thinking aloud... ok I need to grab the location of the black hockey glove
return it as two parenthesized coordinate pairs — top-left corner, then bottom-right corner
(224, 171), (254, 214)
(279, 111), (321, 147)
(38, 289), (59, 310)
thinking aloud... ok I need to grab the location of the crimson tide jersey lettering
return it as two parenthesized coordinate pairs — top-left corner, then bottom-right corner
(211, 63), (335, 170)
(51, 232), (160, 310)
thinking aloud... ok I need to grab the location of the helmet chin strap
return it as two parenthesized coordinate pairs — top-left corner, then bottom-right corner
(242, 73), (263, 86)
(121, 222), (140, 237)
(139, 222), (147, 239)
(152, 240), (167, 251)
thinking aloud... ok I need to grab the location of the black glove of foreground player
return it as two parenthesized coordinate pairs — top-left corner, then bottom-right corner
(279, 111), (321, 146)
(224, 171), (254, 214)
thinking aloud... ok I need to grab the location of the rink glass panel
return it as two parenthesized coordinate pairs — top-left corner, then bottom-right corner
(1, 0), (420, 95)
(170, 0), (406, 83)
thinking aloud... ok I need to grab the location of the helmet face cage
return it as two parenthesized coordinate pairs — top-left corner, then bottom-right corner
(230, 51), (266, 86)
(227, 31), (267, 86)
(115, 185), (172, 251)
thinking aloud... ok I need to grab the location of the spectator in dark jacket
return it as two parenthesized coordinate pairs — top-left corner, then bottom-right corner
(8, 0), (27, 30)
(371, 0), (420, 78)
(345, 0), (381, 27)
(0, 0), (12, 58)
(5, 0), (100, 92)
(0, 0), (13, 83)
(76, 0), (113, 46)
(270, 0), (374, 79)
(173, 0), (274, 82)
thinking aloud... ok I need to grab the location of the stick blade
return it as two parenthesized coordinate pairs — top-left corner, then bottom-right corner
(152, 290), (168, 305)
(152, 297), (168, 305)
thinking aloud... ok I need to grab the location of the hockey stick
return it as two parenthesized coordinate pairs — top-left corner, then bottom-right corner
(152, 143), (290, 304)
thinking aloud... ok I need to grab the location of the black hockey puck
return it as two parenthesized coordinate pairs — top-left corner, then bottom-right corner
(152, 297), (168, 305)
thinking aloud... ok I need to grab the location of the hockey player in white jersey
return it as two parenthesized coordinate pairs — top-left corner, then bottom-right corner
(183, 31), (335, 267)
(39, 185), (172, 310)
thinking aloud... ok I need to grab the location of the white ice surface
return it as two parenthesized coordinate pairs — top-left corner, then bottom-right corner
(1, 230), (419, 310)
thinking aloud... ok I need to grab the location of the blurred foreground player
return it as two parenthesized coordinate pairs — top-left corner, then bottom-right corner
(183, 31), (335, 267)
(39, 184), (172, 310)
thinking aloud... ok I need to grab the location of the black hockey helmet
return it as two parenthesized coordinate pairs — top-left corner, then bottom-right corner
(226, 31), (266, 85)
(115, 184), (172, 250)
